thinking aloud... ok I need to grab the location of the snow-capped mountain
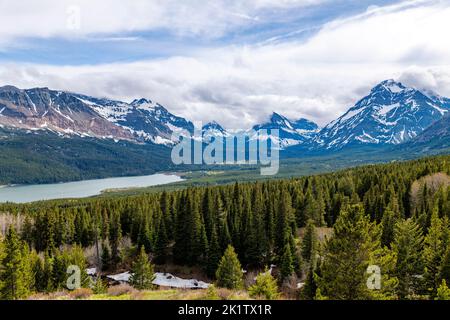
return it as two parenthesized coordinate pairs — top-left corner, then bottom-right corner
(313, 80), (450, 150)
(73, 94), (194, 145)
(0, 85), (193, 145)
(0, 86), (134, 140)
(253, 112), (320, 148)
(202, 121), (228, 140)
(1, 80), (450, 153)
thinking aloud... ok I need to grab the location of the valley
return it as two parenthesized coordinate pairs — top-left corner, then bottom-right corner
(0, 80), (450, 186)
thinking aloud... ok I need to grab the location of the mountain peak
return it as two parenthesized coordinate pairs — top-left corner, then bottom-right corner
(203, 121), (225, 132)
(0, 85), (21, 92)
(372, 79), (407, 94)
(131, 98), (152, 106)
(270, 112), (289, 122)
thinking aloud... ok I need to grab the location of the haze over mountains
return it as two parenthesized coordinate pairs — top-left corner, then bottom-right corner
(0, 79), (449, 154)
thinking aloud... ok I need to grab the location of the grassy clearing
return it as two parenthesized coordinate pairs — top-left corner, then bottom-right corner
(28, 287), (252, 301)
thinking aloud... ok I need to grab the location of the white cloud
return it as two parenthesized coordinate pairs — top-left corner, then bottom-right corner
(0, 0), (327, 44)
(1, 0), (450, 128)
(399, 66), (450, 97)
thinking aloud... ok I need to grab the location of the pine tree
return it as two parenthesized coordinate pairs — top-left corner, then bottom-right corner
(109, 211), (122, 267)
(248, 268), (280, 300)
(392, 219), (424, 299)
(0, 227), (33, 300)
(440, 246), (450, 284)
(280, 243), (294, 282)
(301, 219), (318, 262)
(317, 204), (377, 300)
(154, 216), (169, 264)
(21, 216), (34, 248)
(215, 245), (243, 290)
(173, 193), (206, 265)
(381, 197), (401, 247)
(101, 242), (111, 272)
(129, 247), (155, 290)
(303, 188), (325, 226)
(423, 210), (445, 298)
(206, 226), (222, 278)
(300, 263), (318, 300)
(42, 251), (54, 292)
(275, 189), (295, 256)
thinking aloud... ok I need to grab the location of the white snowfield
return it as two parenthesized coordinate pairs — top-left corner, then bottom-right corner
(105, 271), (210, 289)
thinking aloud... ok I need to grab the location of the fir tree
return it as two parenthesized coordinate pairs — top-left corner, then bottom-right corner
(215, 245), (243, 290)
(381, 198), (401, 248)
(280, 243), (294, 282)
(109, 211), (122, 267)
(440, 246), (450, 284)
(129, 247), (156, 290)
(0, 227), (33, 300)
(101, 242), (111, 272)
(301, 219), (318, 262)
(42, 251), (54, 292)
(206, 226), (222, 278)
(154, 216), (169, 264)
(423, 210), (445, 298)
(300, 263), (318, 300)
(317, 204), (377, 300)
(392, 219), (424, 299)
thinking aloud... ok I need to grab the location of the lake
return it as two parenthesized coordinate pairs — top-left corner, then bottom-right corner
(0, 173), (183, 203)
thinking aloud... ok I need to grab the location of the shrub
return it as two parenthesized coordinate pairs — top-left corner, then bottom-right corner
(248, 269), (280, 300)
(92, 278), (108, 294)
(204, 285), (220, 300)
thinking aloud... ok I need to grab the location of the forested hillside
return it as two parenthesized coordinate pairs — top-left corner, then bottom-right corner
(0, 128), (172, 184)
(1, 155), (450, 300)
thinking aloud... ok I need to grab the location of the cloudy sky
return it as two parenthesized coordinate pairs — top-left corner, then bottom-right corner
(1, 0), (450, 128)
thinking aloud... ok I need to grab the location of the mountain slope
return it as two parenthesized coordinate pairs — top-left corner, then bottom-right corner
(0, 86), (194, 146)
(0, 86), (134, 140)
(312, 80), (449, 150)
(398, 114), (450, 154)
(0, 127), (172, 185)
(75, 95), (194, 144)
(253, 112), (319, 148)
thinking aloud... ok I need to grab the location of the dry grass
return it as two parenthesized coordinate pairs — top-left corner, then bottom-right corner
(107, 284), (136, 297)
(27, 287), (253, 300)
(69, 288), (94, 300)
(28, 291), (69, 300)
